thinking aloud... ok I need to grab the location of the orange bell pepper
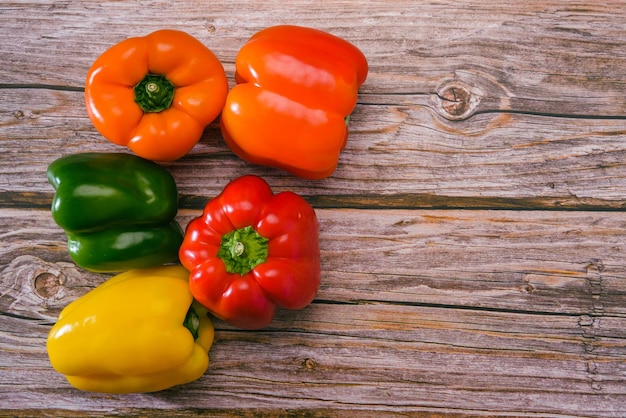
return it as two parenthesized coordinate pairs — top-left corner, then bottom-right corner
(85, 29), (228, 161)
(220, 25), (368, 179)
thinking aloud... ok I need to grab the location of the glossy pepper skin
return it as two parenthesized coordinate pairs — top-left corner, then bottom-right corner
(47, 152), (183, 272)
(47, 266), (214, 394)
(179, 175), (320, 329)
(85, 29), (228, 161)
(221, 25), (368, 179)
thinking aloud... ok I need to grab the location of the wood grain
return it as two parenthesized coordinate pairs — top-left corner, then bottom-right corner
(3, 303), (626, 416)
(1, 88), (625, 210)
(1, 0), (626, 416)
(2, 1), (625, 119)
(2, 208), (626, 415)
(3, 208), (626, 318)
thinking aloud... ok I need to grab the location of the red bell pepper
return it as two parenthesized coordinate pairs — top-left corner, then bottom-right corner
(179, 175), (320, 329)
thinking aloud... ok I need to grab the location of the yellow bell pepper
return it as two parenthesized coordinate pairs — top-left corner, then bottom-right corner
(46, 265), (214, 393)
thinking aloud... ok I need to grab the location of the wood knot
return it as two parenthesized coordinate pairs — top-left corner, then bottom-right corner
(34, 272), (64, 299)
(434, 82), (481, 121)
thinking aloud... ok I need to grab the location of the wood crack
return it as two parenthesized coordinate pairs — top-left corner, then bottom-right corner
(2, 191), (625, 212)
(313, 298), (601, 319)
(474, 108), (626, 121)
(0, 83), (83, 92)
(578, 259), (605, 391)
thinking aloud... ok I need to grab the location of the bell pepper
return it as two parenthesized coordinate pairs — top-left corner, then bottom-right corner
(220, 25), (368, 179)
(47, 266), (214, 394)
(47, 152), (183, 272)
(179, 175), (320, 330)
(85, 29), (228, 161)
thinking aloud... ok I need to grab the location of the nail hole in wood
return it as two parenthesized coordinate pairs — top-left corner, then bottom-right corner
(304, 358), (317, 370)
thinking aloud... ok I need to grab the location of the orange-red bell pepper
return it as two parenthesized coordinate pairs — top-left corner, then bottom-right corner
(85, 29), (228, 161)
(220, 25), (368, 179)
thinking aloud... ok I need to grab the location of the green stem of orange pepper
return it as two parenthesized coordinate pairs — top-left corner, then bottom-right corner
(134, 74), (175, 113)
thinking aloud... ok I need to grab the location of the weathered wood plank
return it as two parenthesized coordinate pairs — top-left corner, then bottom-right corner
(2, 0), (626, 416)
(1, 88), (625, 209)
(2, 0), (624, 210)
(2, 300), (626, 416)
(2, 208), (625, 416)
(2, 208), (625, 320)
(2, 1), (625, 118)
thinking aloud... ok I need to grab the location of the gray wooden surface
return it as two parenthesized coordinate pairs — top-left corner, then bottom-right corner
(1, 1), (625, 416)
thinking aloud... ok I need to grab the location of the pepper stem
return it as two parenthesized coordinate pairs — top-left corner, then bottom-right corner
(134, 74), (175, 113)
(183, 305), (200, 340)
(217, 225), (269, 276)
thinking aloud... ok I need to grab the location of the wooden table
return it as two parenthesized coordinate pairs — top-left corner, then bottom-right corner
(1, 1), (625, 416)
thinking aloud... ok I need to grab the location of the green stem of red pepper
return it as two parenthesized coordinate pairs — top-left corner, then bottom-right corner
(217, 225), (269, 275)
(134, 74), (175, 113)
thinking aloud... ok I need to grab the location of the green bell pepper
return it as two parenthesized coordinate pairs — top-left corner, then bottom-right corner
(47, 152), (183, 272)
